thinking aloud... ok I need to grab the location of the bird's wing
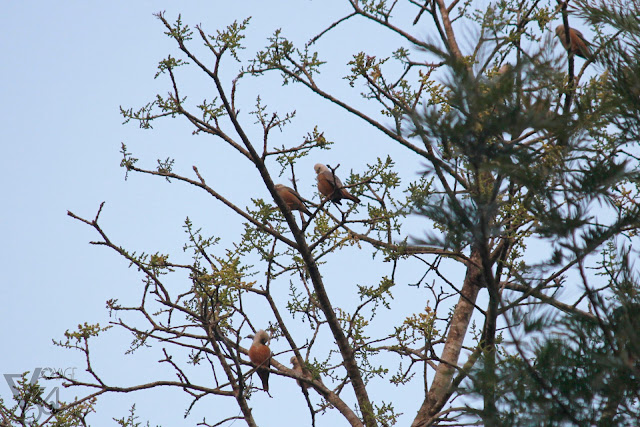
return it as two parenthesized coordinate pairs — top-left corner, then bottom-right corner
(284, 185), (305, 202)
(572, 28), (585, 39)
(321, 170), (343, 188)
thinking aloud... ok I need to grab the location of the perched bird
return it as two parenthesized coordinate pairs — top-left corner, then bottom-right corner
(314, 163), (360, 205)
(497, 64), (512, 75)
(290, 356), (312, 390)
(275, 184), (311, 216)
(248, 330), (271, 393)
(555, 25), (593, 60)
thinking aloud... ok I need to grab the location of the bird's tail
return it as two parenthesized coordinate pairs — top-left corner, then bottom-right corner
(257, 368), (270, 392)
(344, 191), (361, 204)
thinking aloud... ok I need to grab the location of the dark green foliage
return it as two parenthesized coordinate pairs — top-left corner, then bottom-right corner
(460, 248), (640, 425)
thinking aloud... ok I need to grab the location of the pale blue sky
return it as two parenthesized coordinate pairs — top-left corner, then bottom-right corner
(0, 1), (603, 426)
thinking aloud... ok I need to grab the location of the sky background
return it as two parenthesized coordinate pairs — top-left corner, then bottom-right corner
(1, 1), (600, 426)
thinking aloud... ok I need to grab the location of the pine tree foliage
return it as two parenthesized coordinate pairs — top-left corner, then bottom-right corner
(457, 0), (640, 424)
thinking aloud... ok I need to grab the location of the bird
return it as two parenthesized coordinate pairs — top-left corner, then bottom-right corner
(274, 184), (311, 216)
(248, 330), (271, 393)
(555, 25), (593, 60)
(497, 64), (511, 75)
(314, 163), (360, 205)
(290, 355), (312, 390)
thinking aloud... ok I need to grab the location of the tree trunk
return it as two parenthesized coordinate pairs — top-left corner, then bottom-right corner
(412, 249), (483, 426)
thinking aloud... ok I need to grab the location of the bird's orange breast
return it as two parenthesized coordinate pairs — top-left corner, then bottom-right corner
(249, 344), (270, 366)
